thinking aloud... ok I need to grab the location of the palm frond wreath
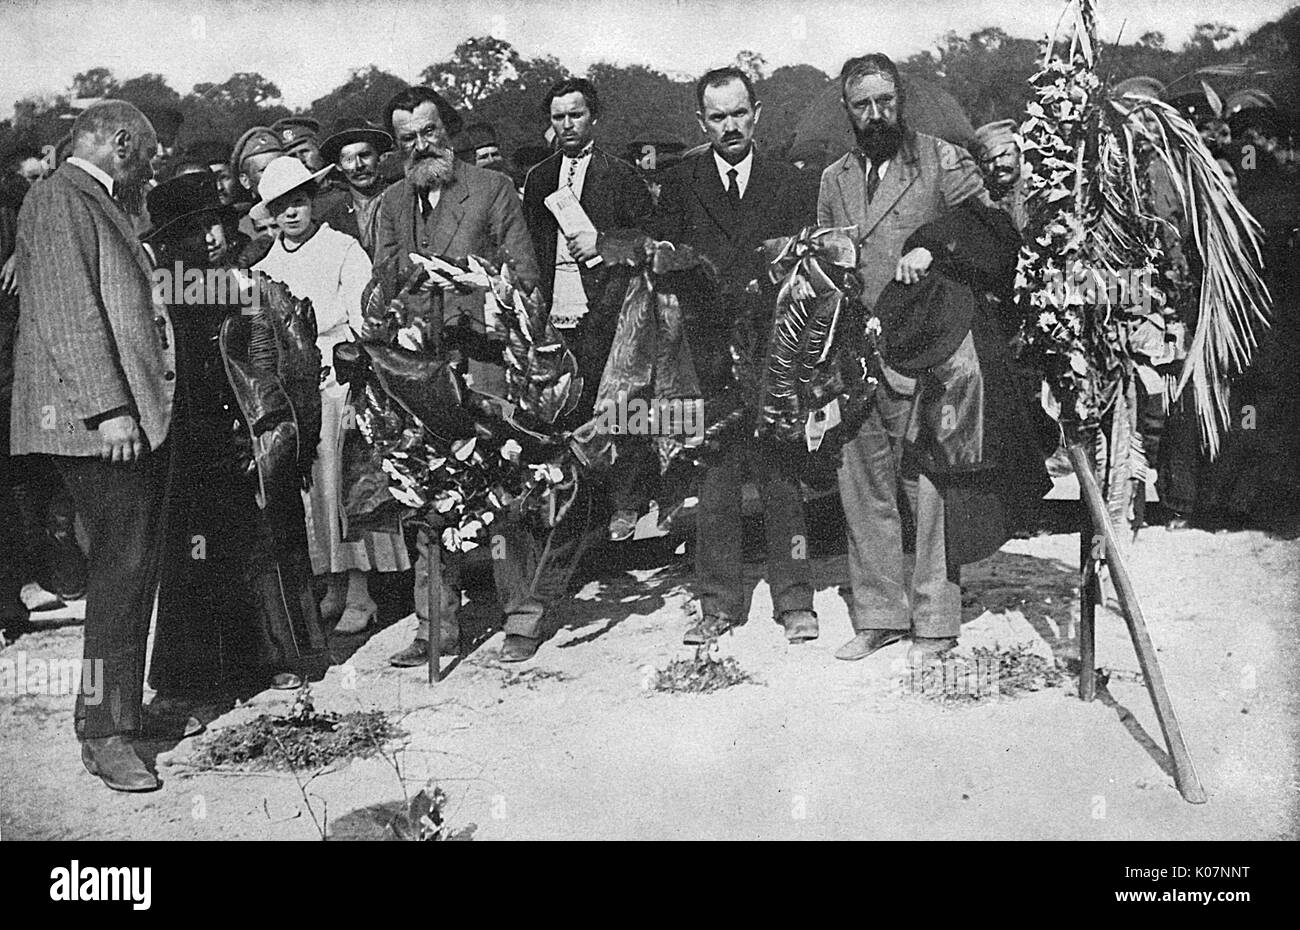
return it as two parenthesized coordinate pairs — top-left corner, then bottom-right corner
(1015, 0), (1270, 463)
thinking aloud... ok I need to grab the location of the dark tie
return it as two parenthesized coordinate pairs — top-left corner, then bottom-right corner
(866, 161), (881, 205)
(726, 167), (741, 206)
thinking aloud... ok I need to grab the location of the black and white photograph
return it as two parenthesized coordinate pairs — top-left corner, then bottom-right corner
(0, 0), (1295, 875)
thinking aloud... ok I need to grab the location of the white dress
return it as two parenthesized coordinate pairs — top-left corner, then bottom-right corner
(256, 223), (411, 576)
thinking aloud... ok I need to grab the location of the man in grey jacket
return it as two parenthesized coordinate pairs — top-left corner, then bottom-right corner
(11, 101), (178, 791)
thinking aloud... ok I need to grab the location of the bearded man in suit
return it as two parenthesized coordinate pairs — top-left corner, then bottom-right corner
(816, 54), (986, 663)
(10, 101), (185, 791)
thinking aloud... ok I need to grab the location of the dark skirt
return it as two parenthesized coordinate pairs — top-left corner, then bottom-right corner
(148, 302), (329, 698)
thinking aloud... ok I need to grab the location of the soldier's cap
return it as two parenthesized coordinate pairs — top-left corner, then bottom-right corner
(320, 117), (394, 164)
(271, 116), (323, 150)
(231, 126), (285, 172)
(973, 119), (1019, 159)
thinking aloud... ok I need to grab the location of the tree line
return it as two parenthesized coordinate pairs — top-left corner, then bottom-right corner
(2, 13), (1296, 166)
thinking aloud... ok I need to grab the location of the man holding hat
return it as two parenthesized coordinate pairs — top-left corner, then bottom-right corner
(316, 118), (394, 256)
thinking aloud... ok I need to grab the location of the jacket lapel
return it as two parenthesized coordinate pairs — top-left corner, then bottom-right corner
(691, 153), (739, 240)
(65, 165), (154, 279)
(861, 140), (920, 238)
(427, 163), (470, 255)
(835, 155), (869, 237)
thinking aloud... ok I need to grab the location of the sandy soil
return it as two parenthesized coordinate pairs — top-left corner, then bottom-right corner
(2, 517), (1297, 841)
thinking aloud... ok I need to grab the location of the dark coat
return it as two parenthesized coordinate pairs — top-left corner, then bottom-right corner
(652, 149), (816, 397)
(898, 201), (1050, 564)
(522, 146), (653, 414)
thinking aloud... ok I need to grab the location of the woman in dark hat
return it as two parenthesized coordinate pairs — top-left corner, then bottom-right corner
(143, 170), (329, 712)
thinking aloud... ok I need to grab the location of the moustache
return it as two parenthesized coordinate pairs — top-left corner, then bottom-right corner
(721, 132), (743, 143)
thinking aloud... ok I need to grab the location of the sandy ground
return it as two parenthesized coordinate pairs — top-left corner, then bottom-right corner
(2, 514), (1298, 841)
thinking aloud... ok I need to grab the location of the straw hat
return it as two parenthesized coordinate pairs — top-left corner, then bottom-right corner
(256, 155), (333, 206)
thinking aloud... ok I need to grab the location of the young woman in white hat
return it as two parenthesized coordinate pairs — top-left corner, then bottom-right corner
(253, 156), (410, 634)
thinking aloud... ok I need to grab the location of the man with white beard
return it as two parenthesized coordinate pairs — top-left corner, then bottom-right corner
(374, 87), (570, 666)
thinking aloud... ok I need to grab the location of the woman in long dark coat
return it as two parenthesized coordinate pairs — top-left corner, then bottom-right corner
(143, 171), (329, 704)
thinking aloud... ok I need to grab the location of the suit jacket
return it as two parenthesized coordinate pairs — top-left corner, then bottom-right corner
(521, 146), (653, 413)
(522, 146), (652, 305)
(653, 148), (816, 396)
(817, 131), (985, 314)
(10, 162), (176, 456)
(374, 158), (539, 395)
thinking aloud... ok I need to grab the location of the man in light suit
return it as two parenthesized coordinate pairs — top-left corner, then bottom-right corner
(654, 67), (819, 645)
(816, 54), (985, 663)
(11, 101), (178, 791)
(522, 77), (655, 541)
(374, 87), (571, 666)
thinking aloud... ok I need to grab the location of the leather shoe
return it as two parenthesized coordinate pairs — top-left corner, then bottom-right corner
(499, 633), (540, 663)
(779, 609), (819, 642)
(834, 629), (906, 661)
(907, 636), (958, 664)
(140, 704), (204, 740)
(82, 736), (159, 792)
(270, 672), (303, 690)
(388, 632), (459, 668)
(682, 614), (734, 646)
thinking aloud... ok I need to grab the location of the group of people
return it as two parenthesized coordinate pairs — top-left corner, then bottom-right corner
(3, 48), (1284, 794)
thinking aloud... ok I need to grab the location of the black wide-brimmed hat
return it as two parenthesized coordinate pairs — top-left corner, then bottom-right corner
(142, 169), (233, 241)
(320, 117), (394, 165)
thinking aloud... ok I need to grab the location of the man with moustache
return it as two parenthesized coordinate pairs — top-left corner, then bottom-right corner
(375, 87), (564, 666)
(654, 67), (819, 645)
(522, 77), (655, 542)
(11, 101), (183, 791)
(817, 53), (986, 663)
(230, 126), (287, 261)
(973, 119), (1028, 233)
(316, 118), (394, 256)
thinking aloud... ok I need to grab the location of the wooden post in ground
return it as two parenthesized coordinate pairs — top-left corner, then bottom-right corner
(1078, 510), (1098, 702)
(425, 526), (443, 685)
(1066, 442), (1207, 804)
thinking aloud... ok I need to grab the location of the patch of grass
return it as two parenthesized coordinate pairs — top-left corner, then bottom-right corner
(192, 687), (403, 772)
(654, 643), (755, 694)
(906, 642), (1066, 706)
(501, 667), (571, 689)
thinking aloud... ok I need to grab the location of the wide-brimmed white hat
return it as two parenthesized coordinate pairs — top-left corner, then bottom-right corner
(256, 155), (332, 206)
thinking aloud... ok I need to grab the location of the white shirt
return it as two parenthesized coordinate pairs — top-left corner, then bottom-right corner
(254, 222), (373, 380)
(66, 157), (114, 196)
(713, 148), (754, 199)
(552, 146), (595, 328)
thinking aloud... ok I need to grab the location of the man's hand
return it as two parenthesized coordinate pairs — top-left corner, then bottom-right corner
(895, 247), (933, 285)
(98, 414), (144, 463)
(565, 230), (600, 263)
(1, 254), (17, 296)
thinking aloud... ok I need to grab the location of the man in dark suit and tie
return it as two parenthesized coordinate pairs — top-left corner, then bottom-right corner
(654, 67), (819, 645)
(522, 77), (655, 542)
(11, 101), (179, 791)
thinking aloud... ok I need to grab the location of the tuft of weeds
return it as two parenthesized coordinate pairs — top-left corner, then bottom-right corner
(192, 685), (403, 772)
(654, 641), (755, 694)
(905, 642), (1066, 706)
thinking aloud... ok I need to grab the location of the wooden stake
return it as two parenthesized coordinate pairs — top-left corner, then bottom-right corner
(1067, 442), (1207, 804)
(425, 527), (442, 685)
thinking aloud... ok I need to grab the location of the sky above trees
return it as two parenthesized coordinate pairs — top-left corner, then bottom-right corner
(1, 0), (1290, 116)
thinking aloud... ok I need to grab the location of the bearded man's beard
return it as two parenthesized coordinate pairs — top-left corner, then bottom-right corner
(406, 145), (456, 190)
(855, 120), (905, 163)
